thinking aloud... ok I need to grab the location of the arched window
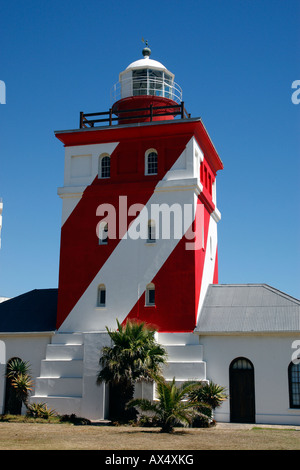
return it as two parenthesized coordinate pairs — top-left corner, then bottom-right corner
(146, 283), (155, 306)
(288, 361), (300, 408)
(97, 284), (106, 307)
(145, 149), (157, 175)
(98, 222), (108, 245)
(231, 358), (253, 370)
(147, 220), (156, 243)
(99, 154), (110, 178)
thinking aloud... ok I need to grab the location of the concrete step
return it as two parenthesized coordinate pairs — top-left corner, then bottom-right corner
(34, 377), (83, 397)
(51, 333), (83, 345)
(45, 344), (84, 360)
(40, 359), (83, 378)
(165, 344), (203, 361)
(162, 361), (206, 381)
(156, 332), (199, 346)
(30, 396), (82, 416)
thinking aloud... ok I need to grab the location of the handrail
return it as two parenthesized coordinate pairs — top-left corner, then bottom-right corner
(79, 102), (191, 128)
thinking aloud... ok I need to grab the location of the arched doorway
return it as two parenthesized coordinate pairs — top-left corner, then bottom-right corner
(229, 357), (255, 423)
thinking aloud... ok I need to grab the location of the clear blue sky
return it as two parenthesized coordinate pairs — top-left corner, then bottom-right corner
(0, 0), (299, 300)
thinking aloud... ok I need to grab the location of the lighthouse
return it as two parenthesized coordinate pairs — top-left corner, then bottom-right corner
(55, 44), (223, 333)
(31, 46), (223, 419)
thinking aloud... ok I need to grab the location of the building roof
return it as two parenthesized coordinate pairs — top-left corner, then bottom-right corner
(0, 289), (58, 333)
(196, 284), (300, 334)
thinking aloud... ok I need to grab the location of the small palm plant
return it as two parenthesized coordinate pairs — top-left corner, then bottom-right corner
(6, 358), (34, 412)
(188, 381), (228, 422)
(27, 402), (56, 419)
(127, 375), (211, 433)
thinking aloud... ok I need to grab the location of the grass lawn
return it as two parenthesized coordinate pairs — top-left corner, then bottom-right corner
(0, 420), (299, 450)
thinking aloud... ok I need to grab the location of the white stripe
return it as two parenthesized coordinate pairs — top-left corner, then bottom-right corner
(196, 214), (218, 324)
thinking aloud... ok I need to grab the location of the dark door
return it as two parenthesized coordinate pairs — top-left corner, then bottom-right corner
(229, 357), (255, 423)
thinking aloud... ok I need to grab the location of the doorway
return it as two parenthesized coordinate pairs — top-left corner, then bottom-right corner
(229, 357), (255, 423)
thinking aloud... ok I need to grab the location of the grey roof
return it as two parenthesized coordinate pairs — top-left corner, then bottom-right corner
(0, 289), (58, 333)
(196, 284), (300, 334)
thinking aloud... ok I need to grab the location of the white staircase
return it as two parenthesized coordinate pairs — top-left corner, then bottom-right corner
(156, 332), (206, 382)
(30, 333), (84, 415)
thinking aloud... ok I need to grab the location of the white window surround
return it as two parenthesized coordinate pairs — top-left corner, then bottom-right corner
(98, 154), (111, 179)
(210, 236), (213, 260)
(145, 149), (158, 175)
(97, 284), (106, 307)
(98, 222), (108, 245)
(145, 283), (155, 306)
(147, 220), (156, 243)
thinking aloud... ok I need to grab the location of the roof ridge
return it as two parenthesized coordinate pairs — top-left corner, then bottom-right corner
(209, 283), (300, 305)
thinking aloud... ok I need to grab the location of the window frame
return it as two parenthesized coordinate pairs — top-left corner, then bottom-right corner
(145, 149), (158, 176)
(288, 361), (300, 409)
(147, 220), (156, 244)
(145, 283), (155, 306)
(98, 154), (111, 179)
(97, 284), (106, 308)
(98, 222), (108, 245)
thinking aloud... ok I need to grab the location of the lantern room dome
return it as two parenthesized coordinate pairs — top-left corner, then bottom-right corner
(125, 56), (167, 72)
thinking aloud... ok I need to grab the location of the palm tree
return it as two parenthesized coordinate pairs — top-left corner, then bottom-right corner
(97, 319), (167, 422)
(127, 375), (211, 433)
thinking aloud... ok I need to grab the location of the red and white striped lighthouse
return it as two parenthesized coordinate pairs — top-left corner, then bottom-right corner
(55, 44), (223, 334)
(30, 45), (224, 419)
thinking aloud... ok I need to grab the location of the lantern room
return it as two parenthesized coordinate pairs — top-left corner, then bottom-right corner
(111, 42), (183, 123)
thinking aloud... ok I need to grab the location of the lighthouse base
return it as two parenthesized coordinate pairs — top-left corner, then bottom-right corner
(30, 330), (206, 421)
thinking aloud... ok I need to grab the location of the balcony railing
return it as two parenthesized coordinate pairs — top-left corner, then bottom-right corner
(111, 76), (183, 104)
(79, 102), (191, 128)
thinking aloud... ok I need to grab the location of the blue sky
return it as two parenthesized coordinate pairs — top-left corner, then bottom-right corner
(0, 0), (299, 300)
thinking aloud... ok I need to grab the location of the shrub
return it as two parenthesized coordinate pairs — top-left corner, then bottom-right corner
(59, 414), (91, 425)
(26, 402), (57, 419)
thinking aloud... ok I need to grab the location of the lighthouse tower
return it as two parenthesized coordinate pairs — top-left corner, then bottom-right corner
(31, 46), (223, 419)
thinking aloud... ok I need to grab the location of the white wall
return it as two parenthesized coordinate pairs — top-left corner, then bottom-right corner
(81, 332), (111, 420)
(0, 333), (53, 414)
(199, 334), (300, 425)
